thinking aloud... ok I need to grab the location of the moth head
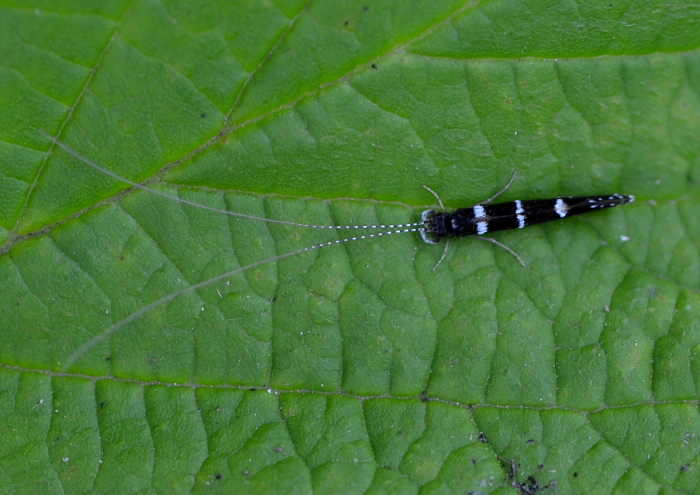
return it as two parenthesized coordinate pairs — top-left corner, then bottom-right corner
(420, 209), (442, 245)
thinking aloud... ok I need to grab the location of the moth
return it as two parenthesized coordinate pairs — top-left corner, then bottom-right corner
(39, 131), (635, 369)
(420, 177), (634, 268)
(42, 131), (634, 271)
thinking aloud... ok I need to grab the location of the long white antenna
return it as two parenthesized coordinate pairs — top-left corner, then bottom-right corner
(38, 130), (422, 231)
(37, 131), (535, 371)
(60, 226), (422, 371)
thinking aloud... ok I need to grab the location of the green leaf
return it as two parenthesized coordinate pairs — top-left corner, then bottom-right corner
(2, 0), (700, 492)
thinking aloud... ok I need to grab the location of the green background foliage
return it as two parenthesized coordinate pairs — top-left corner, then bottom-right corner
(1, 0), (700, 492)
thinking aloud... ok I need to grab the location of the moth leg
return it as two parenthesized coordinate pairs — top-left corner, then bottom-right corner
(475, 171), (517, 205)
(431, 238), (450, 271)
(420, 230), (440, 245)
(420, 233), (440, 244)
(422, 185), (445, 211)
(473, 236), (526, 266)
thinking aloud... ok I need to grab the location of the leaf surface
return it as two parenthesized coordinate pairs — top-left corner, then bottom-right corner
(2, 0), (700, 493)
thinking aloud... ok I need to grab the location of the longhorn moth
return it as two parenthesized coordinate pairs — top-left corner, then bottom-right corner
(38, 131), (634, 369)
(41, 130), (635, 271)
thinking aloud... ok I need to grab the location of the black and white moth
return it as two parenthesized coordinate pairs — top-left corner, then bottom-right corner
(40, 131), (636, 368)
(419, 178), (635, 268)
(41, 131), (635, 270)
(421, 194), (635, 243)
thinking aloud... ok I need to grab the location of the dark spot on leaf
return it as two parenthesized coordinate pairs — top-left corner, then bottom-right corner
(55, 436), (60, 442)
(118, 255), (124, 261)
(573, 472), (578, 477)
(215, 473), (222, 480)
(105, 356), (111, 361)
(397, 429), (402, 435)
(526, 438), (535, 443)
(344, 20), (349, 26)
(681, 465), (689, 471)
(471, 459), (476, 464)
(100, 402), (105, 407)
(149, 357), (157, 363)
(216, 406), (221, 412)
(201, 113), (206, 118)
(538, 464), (544, 469)
(372, 63), (377, 69)
(511, 472), (553, 494)
(420, 391), (428, 402)
(363, 6), (369, 11)
(478, 432), (486, 442)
